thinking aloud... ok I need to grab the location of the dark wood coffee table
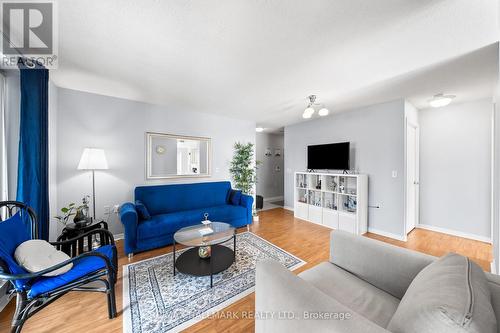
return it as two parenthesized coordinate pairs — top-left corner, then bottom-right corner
(173, 222), (236, 288)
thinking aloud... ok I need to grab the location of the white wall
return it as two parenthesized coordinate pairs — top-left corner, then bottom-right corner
(56, 88), (255, 235)
(5, 71), (19, 200)
(256, 133), (284, 200)
(419, 98), (492, 241)
(284, 99), (406, 238)
(48, 81), (59, 240)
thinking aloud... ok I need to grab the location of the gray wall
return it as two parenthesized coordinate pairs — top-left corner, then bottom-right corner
(419, 98), (492, 240)
(56, 88), (255, 235)
(256, 133), (284, 199)
(284, 99), (406, 237)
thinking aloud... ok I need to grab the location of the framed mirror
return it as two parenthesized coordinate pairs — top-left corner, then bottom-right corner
(146, 132), (211, 179)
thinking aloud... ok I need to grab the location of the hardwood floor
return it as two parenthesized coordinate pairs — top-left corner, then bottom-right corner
(0, 208), (492, 332)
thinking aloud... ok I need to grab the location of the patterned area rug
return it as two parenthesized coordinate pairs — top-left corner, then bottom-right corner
(123, 232), (305, 333)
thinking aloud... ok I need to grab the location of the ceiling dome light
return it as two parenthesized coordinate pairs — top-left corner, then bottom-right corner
(255, 127), (264, 132)
(318, 108), (329, 116)
(302, 107), (314, 119)
(429, 93), (455, 108)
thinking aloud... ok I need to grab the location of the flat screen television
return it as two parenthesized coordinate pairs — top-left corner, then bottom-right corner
(307, 142), (350, 170)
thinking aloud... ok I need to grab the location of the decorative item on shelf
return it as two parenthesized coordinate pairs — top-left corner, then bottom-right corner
(274, 148), (281, 157)
(198, 245), (211, 259)
(275, 165), (281, 172)
(325, 199), (331, 209)
(265, 148), (272, 157)
(315, 179), (322, 190)
(344, 196), (357, 212)
(331, 179), (337, 191)
(339, 185), (345, 193)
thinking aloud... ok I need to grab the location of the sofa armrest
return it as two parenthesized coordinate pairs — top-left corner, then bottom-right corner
(256, 260), (389, 333)
(240, 194), (254, 223)
(119, 202), (139, 255)
(330, 230), (435, 299)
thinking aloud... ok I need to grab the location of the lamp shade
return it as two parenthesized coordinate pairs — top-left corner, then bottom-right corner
(77, 148), (108, 170)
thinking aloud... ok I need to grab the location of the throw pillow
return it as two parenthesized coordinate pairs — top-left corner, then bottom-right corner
(229, 189), (242, 205)
(135, 200), (151, 220)
(15, 240), (73, 277)
(387, 253), (496, 333)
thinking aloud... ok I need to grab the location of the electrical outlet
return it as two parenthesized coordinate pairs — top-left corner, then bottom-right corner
(392, 170), (398, 178)
(113, 204), (120, 213)
(103, 205), (111, 214)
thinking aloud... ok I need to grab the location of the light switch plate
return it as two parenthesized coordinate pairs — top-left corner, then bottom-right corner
(392, 170), (398, 178)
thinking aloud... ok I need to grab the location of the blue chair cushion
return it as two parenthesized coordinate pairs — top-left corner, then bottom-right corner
(229, 190), (242, 205)
(137, 205), (247, 240)
(0, 212), (31, 290)
(28, 245), (115, 298)
(135, 200), (151, 220)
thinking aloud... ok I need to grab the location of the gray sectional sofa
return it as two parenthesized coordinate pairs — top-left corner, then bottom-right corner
(256, 230), (500, 332)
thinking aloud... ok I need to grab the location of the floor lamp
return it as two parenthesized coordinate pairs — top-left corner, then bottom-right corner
(77, 148), (108, 221)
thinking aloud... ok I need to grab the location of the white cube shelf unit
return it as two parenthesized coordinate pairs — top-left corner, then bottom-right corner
(294, 172), (368, 235)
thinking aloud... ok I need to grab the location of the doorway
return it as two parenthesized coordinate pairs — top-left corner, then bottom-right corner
(255, 131), (284, 211)
(406, 122), (420, 234)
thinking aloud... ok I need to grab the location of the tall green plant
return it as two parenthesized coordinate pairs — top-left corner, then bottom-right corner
(229, 142), (260, 195)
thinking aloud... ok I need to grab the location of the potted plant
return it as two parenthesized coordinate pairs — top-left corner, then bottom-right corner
(54, 203), (78, 226)
(229, 142), (261, 222)
(55, 196), (91, 226)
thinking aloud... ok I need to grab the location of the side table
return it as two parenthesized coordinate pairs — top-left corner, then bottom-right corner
(58, 221), (109, 256)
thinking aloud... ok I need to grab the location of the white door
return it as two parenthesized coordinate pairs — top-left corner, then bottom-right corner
(406, 123), (419, 234)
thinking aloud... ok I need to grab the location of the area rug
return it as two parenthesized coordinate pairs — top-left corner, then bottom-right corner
(122, 232), (305, 333)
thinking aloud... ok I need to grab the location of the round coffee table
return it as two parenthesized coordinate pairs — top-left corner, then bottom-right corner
(173, 222), (236, 288)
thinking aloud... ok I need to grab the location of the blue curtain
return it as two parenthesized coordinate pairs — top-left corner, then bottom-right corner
(16, 60), (49, 240)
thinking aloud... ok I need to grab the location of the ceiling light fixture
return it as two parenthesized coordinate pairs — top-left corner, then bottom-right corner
(318, 108), (329, 116)
(256, 127), (264, 132)
(429, 93), (455, 108)
(302, 95), (329, 119)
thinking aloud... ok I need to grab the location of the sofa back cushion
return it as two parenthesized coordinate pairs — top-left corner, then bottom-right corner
(135, 181), (232, 215)
(387, 253), (497, 333)
(485, 273), (500, 333)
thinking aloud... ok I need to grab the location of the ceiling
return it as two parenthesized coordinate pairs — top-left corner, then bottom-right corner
(51, 0), (499, 129)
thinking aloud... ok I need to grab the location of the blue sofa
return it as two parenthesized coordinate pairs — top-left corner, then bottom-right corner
(119, 181), (253, 255)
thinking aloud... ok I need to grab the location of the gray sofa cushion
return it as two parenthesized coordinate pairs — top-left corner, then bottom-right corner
(387, 253), (497, 333)
(299, 262), (400, 328)
(330, 230), (435, 299)
(486, 273), (500, 333)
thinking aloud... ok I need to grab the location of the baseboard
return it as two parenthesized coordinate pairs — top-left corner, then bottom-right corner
(367, 228), (407, 241)
(283, 206), (294, 212)
(416, 224), (492, 244)
(263, 196), (284, 202)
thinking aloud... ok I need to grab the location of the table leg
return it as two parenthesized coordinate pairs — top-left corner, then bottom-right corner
(234, 234), (236, 262)
(173, 240), (176, 276)
(210, 252), (213, 288)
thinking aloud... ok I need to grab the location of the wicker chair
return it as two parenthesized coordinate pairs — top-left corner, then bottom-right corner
(0, 201), (117, 333)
